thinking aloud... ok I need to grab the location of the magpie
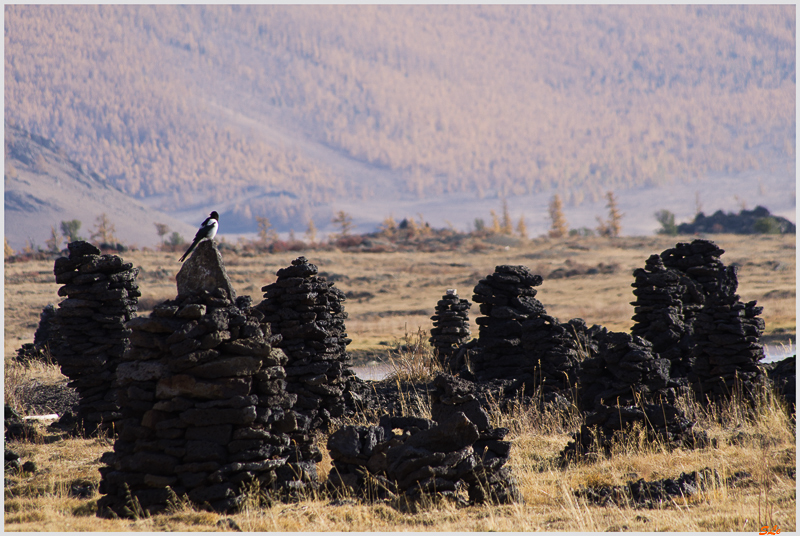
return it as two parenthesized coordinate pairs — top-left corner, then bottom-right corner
(179, 211), (219, 262)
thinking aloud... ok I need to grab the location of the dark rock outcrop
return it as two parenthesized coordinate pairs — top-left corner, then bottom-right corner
(762, 355), (796, 412)
(631, 240), (766, 402)
(50, 241), (140, 435)
(575, 467), (749, 508)
(560, 403), (708, 463)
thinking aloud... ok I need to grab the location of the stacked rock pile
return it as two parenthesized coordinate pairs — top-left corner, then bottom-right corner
(762, 356), (796, 412)
(631, 240), (765, 401)
(559, 402), (708, 463)
(326, 374), (520, 506)
(429, 289), (472, 369)
(50, 241), (140, 435)
(255, 257), (358, 435)
(97, 241), (320, 517)
(688, 276), (765, 401)
(576, 324), (676, 411)
(15, 304), (57, 365)
(469, 265), (582, 398)
(630, 253), (703, 378)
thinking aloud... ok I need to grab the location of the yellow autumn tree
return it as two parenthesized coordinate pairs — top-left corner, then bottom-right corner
(548, 194), (568, 238)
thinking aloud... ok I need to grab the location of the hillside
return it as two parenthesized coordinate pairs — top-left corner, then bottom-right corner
(3, 123), (196, 251)
(4, 5), (796, 234)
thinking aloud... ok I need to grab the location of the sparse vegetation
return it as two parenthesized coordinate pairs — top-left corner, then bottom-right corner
(59, 220), (83, 243)
(655, 209), (678, 235)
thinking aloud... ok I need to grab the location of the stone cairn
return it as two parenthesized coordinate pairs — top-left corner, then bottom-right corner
(429, 289), (472, 370)
(576, 325), (674, 411)
(560, 402), (708, 463)
(97, 241), (319, 517)
(631, 239), (766, 401)
(15, 303), (57, 365)
(326, 374), (520, 506)
(51, 241), (140, 435)
(469, 265), (582, 400)
(557, 322), (705, 462)
(255, 256), (359, 436)
(762, 356), (796, 412)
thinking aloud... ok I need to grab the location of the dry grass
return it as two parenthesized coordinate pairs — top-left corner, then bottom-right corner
(3, 233), (796, 531)
(5, 379), (795, 532)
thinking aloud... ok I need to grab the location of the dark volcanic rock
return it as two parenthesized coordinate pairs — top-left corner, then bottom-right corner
(575, 467), (749, 508)
(762, 355), (796, 411)
(50, 241), (139, 435)
(97, 252), (319, 518)
(631, 239), (766, 402)
(176, 240), (236, 301)
(429, 290), (472, 370)
(255, 257), (361, 436)
(326, 373), (520, 506)
(467, 265), (581, 399)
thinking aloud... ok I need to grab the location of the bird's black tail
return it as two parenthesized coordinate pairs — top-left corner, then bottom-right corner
(179, 240), (199, 262)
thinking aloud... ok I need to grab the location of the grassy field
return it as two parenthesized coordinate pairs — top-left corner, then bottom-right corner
(4, 233), (796, 531)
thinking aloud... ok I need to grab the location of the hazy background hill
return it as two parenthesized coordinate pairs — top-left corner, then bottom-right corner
(4, 123), (196, 251)
(4, 5), (796, 243)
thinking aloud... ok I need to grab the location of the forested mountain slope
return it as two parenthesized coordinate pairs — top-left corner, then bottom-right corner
(4, 5), (795, 232)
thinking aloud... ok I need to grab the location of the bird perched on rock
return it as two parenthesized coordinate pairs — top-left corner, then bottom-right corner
(179, 211), (219, 262)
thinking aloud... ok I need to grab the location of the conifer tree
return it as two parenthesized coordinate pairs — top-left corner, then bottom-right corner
(91, 213), (118, 245)
(548, 194), (568, 238)
(305, 218), (318, 243)
(517, 215), (528, 239)
(489, 210), (502, 234)
(501, 199), (513, 234)
(45, 225), (63, 253)
(256, 216), (278, 244)
(332, 210), (354, 239)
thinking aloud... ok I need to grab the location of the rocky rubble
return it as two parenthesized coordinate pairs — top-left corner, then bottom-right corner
(97, 241), (320, 517)
(575, 467), (749, 508)
(255, 257), (360, 434)
(50, 241), (140, 435)
(429, 290), (472, 369)
(468, 265), (582, 399)
(326, 374), (520, 506)
(560, 402), (708, 463)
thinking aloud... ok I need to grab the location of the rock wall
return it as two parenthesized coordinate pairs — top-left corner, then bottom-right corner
(255, 257), (359, 434)
(50, 241), (139, 435)
(97, 243), (319, 517)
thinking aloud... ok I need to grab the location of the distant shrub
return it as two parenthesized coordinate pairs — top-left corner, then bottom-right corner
(753, 216), (783, 234)
(654, 209), (678, 235)
(569, 227), (595, 237)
